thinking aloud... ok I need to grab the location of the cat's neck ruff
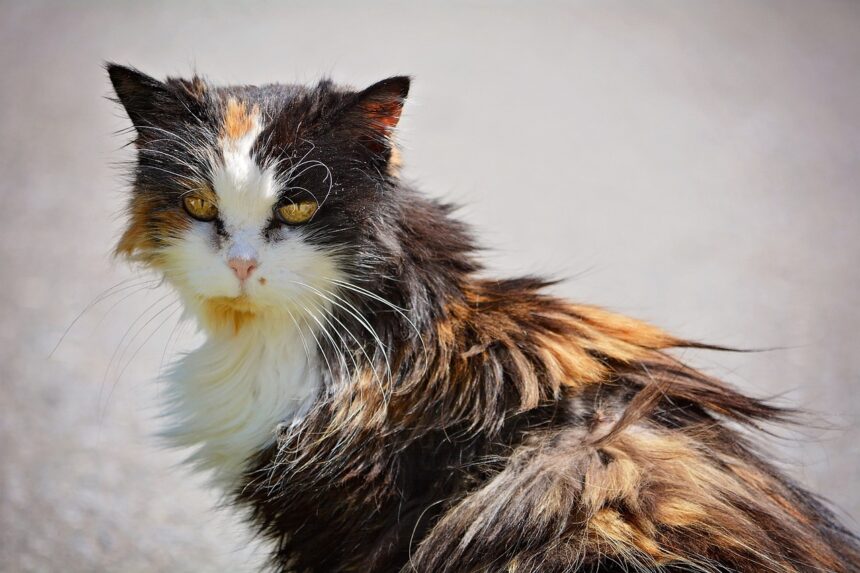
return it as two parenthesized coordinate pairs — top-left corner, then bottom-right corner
(161, 310), (322, 489)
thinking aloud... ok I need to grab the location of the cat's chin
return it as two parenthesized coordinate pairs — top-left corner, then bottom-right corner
(198, 295), (262, 334)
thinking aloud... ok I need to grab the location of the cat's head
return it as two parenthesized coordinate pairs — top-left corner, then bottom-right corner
(108, 64), (409, 333)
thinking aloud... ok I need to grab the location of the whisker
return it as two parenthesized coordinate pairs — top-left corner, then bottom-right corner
(101, 300), (182, 420)
(293, 305), (337, 389)
(159, 308), (189, 377)
(306, 298), (358, 375)
(313, 294), (388, 397)
(301, 300), (349, 375)
(331, 278), (425, 351)
(93, 281), (164, 331)
(290, 281), (392, 400)
(284, 307), (312, 363)
(115, 300), (182, 383)
(48, 276), (160, 358)
(138, 147), (209, 179)
(99, 292), (176, 409)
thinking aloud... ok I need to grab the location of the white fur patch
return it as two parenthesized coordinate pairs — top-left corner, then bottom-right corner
(162, 319), (320, 488)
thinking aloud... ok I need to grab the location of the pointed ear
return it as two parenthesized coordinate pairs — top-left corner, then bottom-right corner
(341, 76), (410, 156)
(107, 64), (170, 129)
(106, 63), (205, 137)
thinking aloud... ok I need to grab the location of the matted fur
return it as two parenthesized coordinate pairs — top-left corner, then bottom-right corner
(107, 64), (860, 572)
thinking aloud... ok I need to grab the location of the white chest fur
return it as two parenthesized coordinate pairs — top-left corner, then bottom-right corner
(161, 320), (320, 488)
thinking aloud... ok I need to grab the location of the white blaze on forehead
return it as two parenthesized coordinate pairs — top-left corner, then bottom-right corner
(210, 99), (278, 231)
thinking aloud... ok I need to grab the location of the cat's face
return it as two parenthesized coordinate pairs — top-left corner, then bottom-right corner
(108, 65), (409, 332)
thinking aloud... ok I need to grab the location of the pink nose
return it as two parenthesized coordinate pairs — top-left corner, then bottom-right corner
(228, 257), (258, 281)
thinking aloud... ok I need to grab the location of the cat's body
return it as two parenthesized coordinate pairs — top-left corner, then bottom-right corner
(107, 64), (859, 572)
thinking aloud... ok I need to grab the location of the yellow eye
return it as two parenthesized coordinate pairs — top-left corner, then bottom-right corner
(276, 200), (319, 225)
(182, 195), (218, 221)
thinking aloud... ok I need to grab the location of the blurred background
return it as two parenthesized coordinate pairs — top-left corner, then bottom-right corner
(1, 1), (859, 570)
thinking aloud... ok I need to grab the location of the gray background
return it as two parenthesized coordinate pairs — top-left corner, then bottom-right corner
(1, 1), (858, 571)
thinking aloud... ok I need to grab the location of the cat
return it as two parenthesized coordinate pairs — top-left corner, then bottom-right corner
(107, 63), (859, 573)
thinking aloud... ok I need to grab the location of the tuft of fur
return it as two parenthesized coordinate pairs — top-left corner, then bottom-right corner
(107, 64), (860, 572)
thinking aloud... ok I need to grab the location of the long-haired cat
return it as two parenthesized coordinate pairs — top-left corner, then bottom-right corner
(107, 63), (859, 572)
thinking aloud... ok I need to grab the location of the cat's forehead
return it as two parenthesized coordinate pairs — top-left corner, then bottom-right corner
(203, 82), (345, 228)
(208, 81), (332, 131)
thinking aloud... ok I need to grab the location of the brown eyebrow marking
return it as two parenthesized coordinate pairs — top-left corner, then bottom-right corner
(222, 98), (258, 141)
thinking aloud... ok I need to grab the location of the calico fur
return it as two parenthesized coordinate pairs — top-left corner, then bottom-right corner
(107, 63), (860, 572)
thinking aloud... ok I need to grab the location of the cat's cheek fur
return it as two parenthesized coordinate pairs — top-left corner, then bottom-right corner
(160, 225), (241, 300)
(249, 232), (345, 307)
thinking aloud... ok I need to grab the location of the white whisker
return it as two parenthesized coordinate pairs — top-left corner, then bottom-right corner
(48, 276), (160, 358)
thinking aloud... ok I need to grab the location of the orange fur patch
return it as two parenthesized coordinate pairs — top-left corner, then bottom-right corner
(360, 99), (403, 132)
(435, 285), (678, 413)
(578, 428), (845, 571)
(222, 98), (256, 141)
(201, 296), (259, 334)
(589, 508), (665, 561)
(386, 145), (403, 177)
(115, 194), (154, 259)
(115, 193), (191, 263)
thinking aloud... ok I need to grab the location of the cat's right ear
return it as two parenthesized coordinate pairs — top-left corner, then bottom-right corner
(106, 63), (204, 138)
(107, 64), (170, 130)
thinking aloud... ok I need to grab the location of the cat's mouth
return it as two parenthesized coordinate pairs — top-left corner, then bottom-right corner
(207, 294), (256, 310)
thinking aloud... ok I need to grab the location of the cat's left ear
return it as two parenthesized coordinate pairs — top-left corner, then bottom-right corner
(339, 76), (410, 157)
